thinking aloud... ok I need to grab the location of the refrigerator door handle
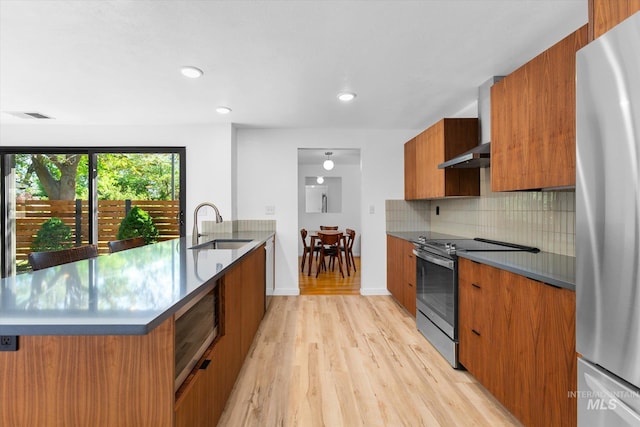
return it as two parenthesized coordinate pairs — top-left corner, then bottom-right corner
(585, 372), (640, 424)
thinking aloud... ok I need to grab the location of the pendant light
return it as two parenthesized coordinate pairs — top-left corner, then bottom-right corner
(323, 152), (334, 170)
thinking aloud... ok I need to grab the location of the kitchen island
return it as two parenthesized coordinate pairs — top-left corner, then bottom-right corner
(0, 232), (273, 427)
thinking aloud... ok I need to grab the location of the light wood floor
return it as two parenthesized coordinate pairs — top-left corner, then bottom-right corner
(298, 256), (361, 295)
(218, 295), (522, 426)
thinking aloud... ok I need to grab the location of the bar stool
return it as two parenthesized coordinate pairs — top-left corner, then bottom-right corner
(28, 244), (98, 271)
(108, 236), (147, 253)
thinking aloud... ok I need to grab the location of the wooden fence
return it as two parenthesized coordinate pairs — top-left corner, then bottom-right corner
(15, 199), (180, 262)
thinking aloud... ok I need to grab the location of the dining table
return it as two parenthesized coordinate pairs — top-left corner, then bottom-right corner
(307, 230), (350, 277)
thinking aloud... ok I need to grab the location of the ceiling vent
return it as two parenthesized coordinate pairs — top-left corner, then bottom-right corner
(4, 111), (53, 119)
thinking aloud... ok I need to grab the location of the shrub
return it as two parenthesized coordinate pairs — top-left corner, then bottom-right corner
(32, 217), (73, 252)
(117, 206), (159, 244)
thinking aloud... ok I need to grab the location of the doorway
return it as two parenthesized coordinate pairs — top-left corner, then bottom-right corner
(297, 148), (361, 294)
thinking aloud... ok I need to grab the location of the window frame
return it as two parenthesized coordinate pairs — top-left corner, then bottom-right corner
(0, 146), (186, 278)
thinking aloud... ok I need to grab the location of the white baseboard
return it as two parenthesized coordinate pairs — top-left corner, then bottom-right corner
(360, 288), (391, 296)
(272, 287), (301, 296)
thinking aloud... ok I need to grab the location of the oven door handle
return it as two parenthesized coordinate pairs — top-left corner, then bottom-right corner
(413, 249), (455, 270)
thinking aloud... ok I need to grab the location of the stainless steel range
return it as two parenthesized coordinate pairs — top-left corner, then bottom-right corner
(413, 236), (538, 368)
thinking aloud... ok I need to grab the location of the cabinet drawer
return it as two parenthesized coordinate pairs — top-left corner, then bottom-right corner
(458, 258), (476, 283)
(459, 324), (488, 380)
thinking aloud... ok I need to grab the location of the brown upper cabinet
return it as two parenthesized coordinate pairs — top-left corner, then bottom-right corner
(404, 118), (479, 200)
(490, 25), (588, 192)
(404, 137), (417, 200)
(589, 0), (640, 40)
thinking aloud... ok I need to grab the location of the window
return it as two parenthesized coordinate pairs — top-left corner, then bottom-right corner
(1, 147), (185, 277)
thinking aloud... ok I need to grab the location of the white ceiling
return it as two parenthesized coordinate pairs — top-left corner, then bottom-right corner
(0, 0), (587, 129)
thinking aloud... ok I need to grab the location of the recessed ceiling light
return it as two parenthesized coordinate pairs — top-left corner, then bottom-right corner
(216, 106), (232, 114)
(180, 66), (204, 78)
(4, 111), (53, 119)
(337, 92), (356, 102)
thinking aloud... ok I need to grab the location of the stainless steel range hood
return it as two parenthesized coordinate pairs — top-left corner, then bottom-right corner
(438, 76), (503, 169)
(438, 142), (491, 169)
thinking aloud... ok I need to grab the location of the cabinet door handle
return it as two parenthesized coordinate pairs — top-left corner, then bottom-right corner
(472, 283), (481, 289)
(200, 359), (211, 370)
(472, 329), (481, 336)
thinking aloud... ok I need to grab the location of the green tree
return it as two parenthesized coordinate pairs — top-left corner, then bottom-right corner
(14, 153), (179, 201)
(97, 153), (178, 200)
(14, 154), (84, 200)
(31, 154), (82, 200)
(31, 217), (73, 251)
(117, 206), (159, 244)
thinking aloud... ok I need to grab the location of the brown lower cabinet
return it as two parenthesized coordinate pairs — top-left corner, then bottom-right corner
(386, 235), (416, 316)
(176, 244), (266, 427)
(458, 258), (576, 427)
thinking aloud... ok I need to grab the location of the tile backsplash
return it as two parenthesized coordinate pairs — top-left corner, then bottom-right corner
(386, 169), (575, 256)
(234, 220), (276, 232)
(202, 219), (276, 233)
(385, 199), (430, 232)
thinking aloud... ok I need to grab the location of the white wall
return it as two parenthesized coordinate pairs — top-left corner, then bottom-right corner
(1, 123), (419, 296)
(298, 162), (361, 256)
(236, 128), (417, 296)
(0, 123), (235, 233)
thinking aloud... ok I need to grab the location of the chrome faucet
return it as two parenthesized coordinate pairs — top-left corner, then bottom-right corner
(192, 202), (223, 245)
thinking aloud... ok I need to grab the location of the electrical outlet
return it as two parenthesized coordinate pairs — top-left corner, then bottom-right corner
(0, 335), (18, 351)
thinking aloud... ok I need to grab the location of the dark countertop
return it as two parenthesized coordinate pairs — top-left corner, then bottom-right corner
(0, 231), (274, 336)
(387, 231), (575, 291)
(457, 251), (575, 291)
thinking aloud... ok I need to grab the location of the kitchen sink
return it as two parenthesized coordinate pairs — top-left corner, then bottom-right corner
(189, 239), (253, 250)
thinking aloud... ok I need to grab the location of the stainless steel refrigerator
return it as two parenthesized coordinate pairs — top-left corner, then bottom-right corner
(576, 11), (640, 427)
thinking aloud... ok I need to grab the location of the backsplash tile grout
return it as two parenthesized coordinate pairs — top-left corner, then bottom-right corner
(202, 219), (276, 233)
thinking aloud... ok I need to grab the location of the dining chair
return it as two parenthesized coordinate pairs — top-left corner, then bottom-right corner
(28, 244), (99, 271)
(318, 226), (340, 251)
(300, 229), (321, 273)
(340, 228), (356, 272)
(108, 236), (147, 254)
(315, 231), (345, 278)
